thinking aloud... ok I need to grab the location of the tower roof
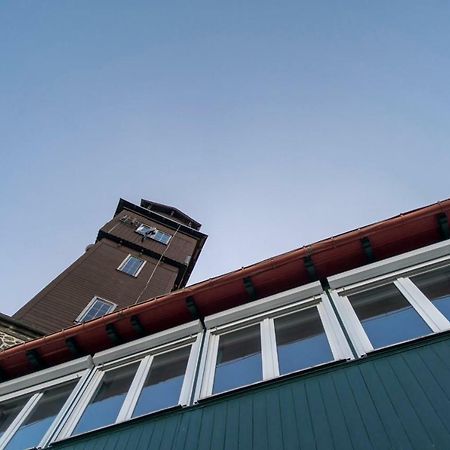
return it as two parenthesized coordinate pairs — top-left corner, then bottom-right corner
(140, 199), (202, 230)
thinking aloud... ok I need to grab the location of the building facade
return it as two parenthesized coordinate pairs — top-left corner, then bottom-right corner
(0, 200), (449, 449)
(13, 198), (207, 334)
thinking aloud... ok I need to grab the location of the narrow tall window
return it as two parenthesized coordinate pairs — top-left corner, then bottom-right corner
(348, 284), (431, 349)
(411, 266), (450, 321)
(68, 341), (197, 437)
(274, 307), (333, 375)
(0, 397), (31, 441)
(213, 325), (262, 394)
(132, 346), (191, 418)
(4, 382), (77, 450)
(72, 363), (139, 435)
(118, 256), (145, 277)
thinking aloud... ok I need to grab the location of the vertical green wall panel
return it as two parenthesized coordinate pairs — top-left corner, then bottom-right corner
(52, 335), (450, 450)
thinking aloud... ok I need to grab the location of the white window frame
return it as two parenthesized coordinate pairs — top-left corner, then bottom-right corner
(75, 296), (117, 324)
(55, 321), (203, 441)
(328, 239), (450, 290)
(195, 282), (353, 400)
(135, 224), (172, 245)
(117, 254), (146, 277)
(0, 356), (93, 450)
(328, 241), (450, 356)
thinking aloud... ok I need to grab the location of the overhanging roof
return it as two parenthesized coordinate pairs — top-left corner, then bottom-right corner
(1, 199), (449, 381)
(140, 199), (202, 230)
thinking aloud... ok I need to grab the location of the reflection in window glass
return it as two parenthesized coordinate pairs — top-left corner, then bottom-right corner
(72, 363), (139, 435)
(132, 346), (191, 418)
(119, 256), (145, 276)
(213, 325), (262, 394)
(136, 226), (171, 244)
(153, 230), (171, 245)
(78, 298), (115, 323)
(5, 382), (76, 450)
(411, 266), (450, 321)
(349, 283), (431, 349)
(0, 397), (31, 441)
(274, 308), (333, 375)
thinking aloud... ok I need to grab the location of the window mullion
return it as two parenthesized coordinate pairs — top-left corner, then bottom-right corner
(268, 318), (280, 377)
(116, 356), (152, 423)
(193, 331), (211, 402)
(200, 332), (219, 398)
(259, 319), (275, 380)
(0, 392), (42, 449)
(317, 294), (353, 361)
(328, 290), (373, 356)
(395, 278), (450, 332)
(179, 334), (202, 406)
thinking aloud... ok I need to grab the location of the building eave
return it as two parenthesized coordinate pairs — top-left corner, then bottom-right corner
(140, 199), (202, 230)
(1, 198), (449, 381)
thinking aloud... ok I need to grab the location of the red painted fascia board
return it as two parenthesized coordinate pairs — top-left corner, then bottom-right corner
(1, 199), (449, 379)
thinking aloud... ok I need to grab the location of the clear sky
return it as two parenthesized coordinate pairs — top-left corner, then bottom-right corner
(1, 1), (449, 315)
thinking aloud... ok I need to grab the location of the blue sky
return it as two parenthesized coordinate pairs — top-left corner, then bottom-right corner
(1, 1), (449, 315)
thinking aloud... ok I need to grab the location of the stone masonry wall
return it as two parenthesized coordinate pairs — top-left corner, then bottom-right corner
(0, 329), (24, 351)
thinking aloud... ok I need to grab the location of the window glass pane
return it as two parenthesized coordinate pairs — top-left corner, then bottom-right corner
(274, 308), (333, 375)
(79, 299), (114, 323)
(5, 382), (76, 450)
(159, 233), (170, 244)
(348, 284), (431, 349)
(147, 230), (171, 244)
(0, 396), (31, 440)
(411, 266), (450, 321)
(72, 363), (139, 435)
(132, 346), (191, 418)
(213, 325), (262, 394)
(124, 259), (135, 274)
(137, 225), (152, 235)
(121, 257), (144, 276)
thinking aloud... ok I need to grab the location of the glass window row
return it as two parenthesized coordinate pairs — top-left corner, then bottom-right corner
(1, 256), (450, 448)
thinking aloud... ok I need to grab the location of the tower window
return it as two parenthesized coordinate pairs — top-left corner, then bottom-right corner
(135, 224), (171, 245)
(117, 255), (146, 277)
(76, 297), (117, 323)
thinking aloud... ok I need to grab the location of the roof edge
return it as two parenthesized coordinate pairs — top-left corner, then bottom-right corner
(1, 198), (449, 379)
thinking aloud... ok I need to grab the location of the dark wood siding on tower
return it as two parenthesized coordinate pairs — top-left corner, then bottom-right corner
(101, 210), (198, 265)
(14, 239), (178, 333)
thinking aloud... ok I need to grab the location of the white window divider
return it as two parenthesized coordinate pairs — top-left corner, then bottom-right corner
(179, 333), (203, 407)
(116, 356), (153, 423)
(318, 294), (354, 361)
(328, 290), (374, 357)
(395, 278), (450, 332)
(260, 318), (278, 380)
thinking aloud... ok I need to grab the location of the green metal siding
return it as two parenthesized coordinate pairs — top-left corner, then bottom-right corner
(52, 334), (450, 450)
